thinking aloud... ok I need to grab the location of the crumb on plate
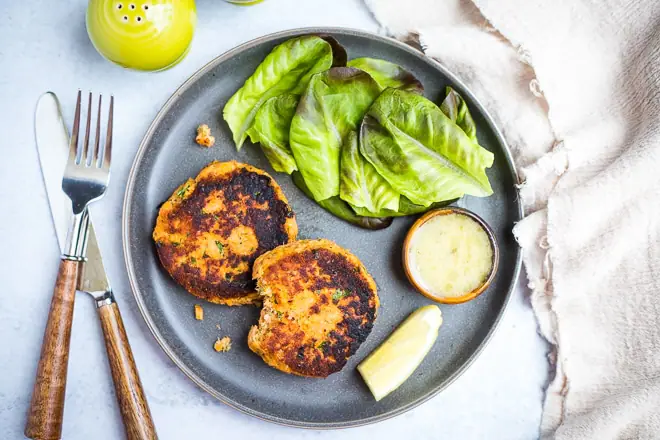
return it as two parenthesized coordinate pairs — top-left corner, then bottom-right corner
(194, 304), (204, 320)
(214, 336), (232, 352)
(195, 124), (215, 147)
(216, 323), (222, 330)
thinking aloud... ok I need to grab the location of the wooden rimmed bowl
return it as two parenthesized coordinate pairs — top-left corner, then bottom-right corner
(402, 207), (500, 304)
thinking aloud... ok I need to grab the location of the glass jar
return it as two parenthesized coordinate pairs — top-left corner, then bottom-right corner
(87, 0), (197, 71)
(224, 0), (264, 5)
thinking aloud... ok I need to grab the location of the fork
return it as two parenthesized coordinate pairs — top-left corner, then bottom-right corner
(25, 91), (112, 440)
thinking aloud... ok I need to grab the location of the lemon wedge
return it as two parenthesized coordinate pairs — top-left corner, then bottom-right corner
(358, 305), (443, 401)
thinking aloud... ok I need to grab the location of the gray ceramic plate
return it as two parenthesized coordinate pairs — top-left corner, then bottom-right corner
(123, 27), (522, 429)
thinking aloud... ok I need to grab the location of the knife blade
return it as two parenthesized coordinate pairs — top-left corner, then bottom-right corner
(80, 224), (111, 295)
(35, 92), (106, 292)
(35, 92), (72, 251)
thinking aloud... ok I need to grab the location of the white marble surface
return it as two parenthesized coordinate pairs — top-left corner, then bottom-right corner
(0, 0), (549, 438)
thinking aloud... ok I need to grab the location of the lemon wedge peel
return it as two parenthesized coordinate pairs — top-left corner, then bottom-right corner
(358, 305), (443, 401)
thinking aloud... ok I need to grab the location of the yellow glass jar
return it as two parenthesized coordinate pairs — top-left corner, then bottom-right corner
(87, 0), (197, 71)
(224, 0), (264, 5)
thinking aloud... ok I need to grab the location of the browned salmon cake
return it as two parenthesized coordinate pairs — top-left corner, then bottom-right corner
(248, 239), (379, 377)
(153, 161), (297, 306)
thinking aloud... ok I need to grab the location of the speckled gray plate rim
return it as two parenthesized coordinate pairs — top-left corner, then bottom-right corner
(122, 27), (523, 429)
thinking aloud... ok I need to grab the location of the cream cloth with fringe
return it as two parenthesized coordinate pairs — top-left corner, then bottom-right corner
(363, 0), (660, 437)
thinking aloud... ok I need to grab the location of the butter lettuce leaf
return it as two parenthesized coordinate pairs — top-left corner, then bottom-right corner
(247, 94), (299, 174)
(360, 88), (494, 206)
(351, 197), (456, 217)
(290, 67), (382, 201)
(347, 58), (423, 93)
(440, 86), (477, 141)
(320, 35), (348, 68)
(292, 172), (392, 230)
(223, 36), (338, 149)
(340, 130), (399, 212)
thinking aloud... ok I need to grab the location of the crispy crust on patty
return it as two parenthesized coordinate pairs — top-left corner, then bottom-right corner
(248, 239), (379, 377)
(153, 161), (297, 306)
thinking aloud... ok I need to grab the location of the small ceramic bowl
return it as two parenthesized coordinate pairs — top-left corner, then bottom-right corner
(402, 207), (499, 304)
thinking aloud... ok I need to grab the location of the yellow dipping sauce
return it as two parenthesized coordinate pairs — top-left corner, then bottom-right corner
(408, 213), (493, 298)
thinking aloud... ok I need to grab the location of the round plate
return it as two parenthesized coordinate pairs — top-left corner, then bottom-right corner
(123, 27), (522, 429)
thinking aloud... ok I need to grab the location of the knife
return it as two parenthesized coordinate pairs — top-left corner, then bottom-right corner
(31, 92), (157, 440)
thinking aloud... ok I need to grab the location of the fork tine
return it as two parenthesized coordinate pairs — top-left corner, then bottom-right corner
(69, 91), (82, 163)
(103, 95), (114, 171)
(82, 92), (92, 165)
(93, 95), (102, 167)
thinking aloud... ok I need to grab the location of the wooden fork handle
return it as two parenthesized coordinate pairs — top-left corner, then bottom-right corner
(98, 300), (157, 440)
(25, 259), (79, 440)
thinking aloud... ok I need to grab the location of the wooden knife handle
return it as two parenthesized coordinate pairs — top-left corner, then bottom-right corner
(98, 300), (157, 440)
(25, 259), (79, 440)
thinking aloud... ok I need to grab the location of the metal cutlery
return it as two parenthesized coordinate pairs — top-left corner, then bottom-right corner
(27, 92), (157, 440)
(85, 237), (158, 440)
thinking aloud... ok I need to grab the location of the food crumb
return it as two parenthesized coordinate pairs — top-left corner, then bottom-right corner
(215, 324), (222, 330)
(195, 124), (215, 147)
(214, 336), (232, 352)
(194, 304), (204, 320)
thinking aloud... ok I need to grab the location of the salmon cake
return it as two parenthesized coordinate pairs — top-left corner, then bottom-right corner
(248, 239), (379, 377)
(153, 161), (297, 306)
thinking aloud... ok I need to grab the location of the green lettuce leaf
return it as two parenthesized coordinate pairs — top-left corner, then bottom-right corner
(440, 86), (477, 141)
(319, 35), (348, 67)
(347, 58), (423, 93)
(247, 94), (299, 174)
(223, 36), (337, 149)
(290, 67), (382, 201)
(360, 88), (494, 206)
(292, 172), (392, 230)
(351, 197), (456, 217)
(339, 130), (399, 212)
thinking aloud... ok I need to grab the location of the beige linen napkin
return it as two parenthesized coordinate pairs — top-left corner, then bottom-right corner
(364, 0), (660, 438)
